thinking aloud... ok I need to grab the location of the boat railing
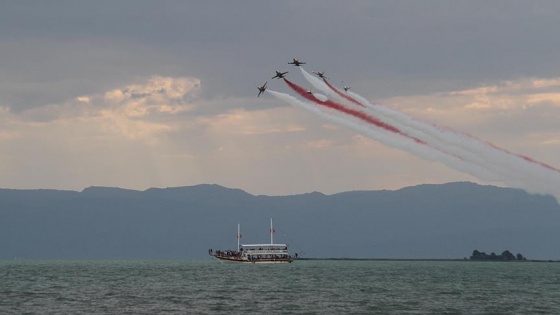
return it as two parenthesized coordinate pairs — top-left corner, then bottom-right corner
(212, 250), (241, 257)
(242, 249), (288, 254)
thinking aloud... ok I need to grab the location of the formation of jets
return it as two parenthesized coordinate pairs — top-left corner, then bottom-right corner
(256, 58), (350, 97)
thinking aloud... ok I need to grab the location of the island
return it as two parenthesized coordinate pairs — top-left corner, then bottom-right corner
(470, 249), (526, 261)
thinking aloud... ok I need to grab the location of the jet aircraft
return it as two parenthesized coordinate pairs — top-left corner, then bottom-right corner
(313, 71), (327, 78)
(257, 82), (267, 97)
(271, 71), (288, 79)
(288, 58), (306, 66)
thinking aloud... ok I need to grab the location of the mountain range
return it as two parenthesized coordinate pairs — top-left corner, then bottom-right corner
(1, 182), (559, 260)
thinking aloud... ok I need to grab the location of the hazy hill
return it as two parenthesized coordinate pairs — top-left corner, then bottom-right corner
(1, 182), (559, 260)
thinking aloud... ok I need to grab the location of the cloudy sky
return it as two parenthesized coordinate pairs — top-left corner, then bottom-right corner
(2, 1), (560, 195)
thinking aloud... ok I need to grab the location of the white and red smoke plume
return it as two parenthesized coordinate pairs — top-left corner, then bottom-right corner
(266, 66), (560, 201)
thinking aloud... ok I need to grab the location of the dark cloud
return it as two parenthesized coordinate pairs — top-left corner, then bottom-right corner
(3, 1), (560, 110)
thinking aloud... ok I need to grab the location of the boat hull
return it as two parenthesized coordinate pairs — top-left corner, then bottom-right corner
(211, 254), (294, 264)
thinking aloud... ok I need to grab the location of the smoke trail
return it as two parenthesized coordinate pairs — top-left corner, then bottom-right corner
(298, 68), (560, 198)
(267, 90), (420, 151)
(269, 89), (500, 183)
(283, 78), (426, 145)
(282, 78), (508, 181)
(301, 68), (541, 177)
(298, 67), (487, 171)
(342, 82), (560, 193)
(301, 69), (510, 178)
(322, 79), (363, 106)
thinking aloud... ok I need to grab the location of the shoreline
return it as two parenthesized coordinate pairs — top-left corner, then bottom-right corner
(297, 258), (560, 263)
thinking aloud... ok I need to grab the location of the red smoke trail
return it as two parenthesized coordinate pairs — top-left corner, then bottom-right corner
(521, 156), (560, 172)
(486, 142), (560, 173)
(322, 73), (560, 175)
(322, 79), (363, 106)
(283, 78), (427, 145)
(281, 68), (560, 198)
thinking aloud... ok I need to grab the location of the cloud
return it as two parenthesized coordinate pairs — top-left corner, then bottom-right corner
(7, 76), (201, 141)
(380, 77), (560, 169)
(0, 107), (19, 141)
(102, 76), (201, 115)
(386, 77), (560, 120)
(0, 76), (206, 190)
(527, 93), (560, 106)
(196, 108), (306, 137)
(0, 74), (348, 193)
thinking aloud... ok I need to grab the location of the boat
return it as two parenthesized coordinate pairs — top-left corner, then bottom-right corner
(209, 218), (297, 264)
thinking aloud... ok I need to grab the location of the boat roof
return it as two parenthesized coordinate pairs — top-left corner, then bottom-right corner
(240, 243), (288, 247)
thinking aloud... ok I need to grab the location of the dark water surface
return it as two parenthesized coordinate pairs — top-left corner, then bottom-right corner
(1, 260), (559, 314)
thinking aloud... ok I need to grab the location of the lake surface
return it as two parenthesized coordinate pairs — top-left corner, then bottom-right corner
(1, 259), (559, 314)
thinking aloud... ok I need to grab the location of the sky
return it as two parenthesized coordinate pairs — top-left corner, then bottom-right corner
(1, 1), (560, 196)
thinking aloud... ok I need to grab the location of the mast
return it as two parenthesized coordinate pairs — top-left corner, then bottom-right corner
(270, 218), (274, 244)
(237, 223), (241, 251)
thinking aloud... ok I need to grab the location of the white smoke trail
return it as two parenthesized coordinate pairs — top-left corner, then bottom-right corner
(268, 89), (499, 182)
(350, 87), (560, 198)
(301, 68), (334, 98)
(298, 67), (560, 199)
(299, 67), (507, 180)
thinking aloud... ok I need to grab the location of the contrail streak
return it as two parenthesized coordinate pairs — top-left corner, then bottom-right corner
(269, 88), (499, 183)
(334, 78), (560, 192)
(322, 79), (363, 106)
(300, 68), (559, 180)
(300, 67), (511, 178)
(283, 78), (426, 145)
(282, 66), (560, 200)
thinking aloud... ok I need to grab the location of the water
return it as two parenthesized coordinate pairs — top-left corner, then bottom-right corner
(1, 260), (559, 314)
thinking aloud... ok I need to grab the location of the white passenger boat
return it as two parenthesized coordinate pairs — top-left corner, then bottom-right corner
(209, 219), (296, 264)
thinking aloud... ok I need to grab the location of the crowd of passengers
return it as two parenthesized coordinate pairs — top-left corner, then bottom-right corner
(210, 249), (242, 257)
(209, 248), (295, 260)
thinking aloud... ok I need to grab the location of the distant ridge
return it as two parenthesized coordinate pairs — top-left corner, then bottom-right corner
(144, 184), (254, 200)
(1, 182), (559, 260)
(81, 186), (142, 198)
